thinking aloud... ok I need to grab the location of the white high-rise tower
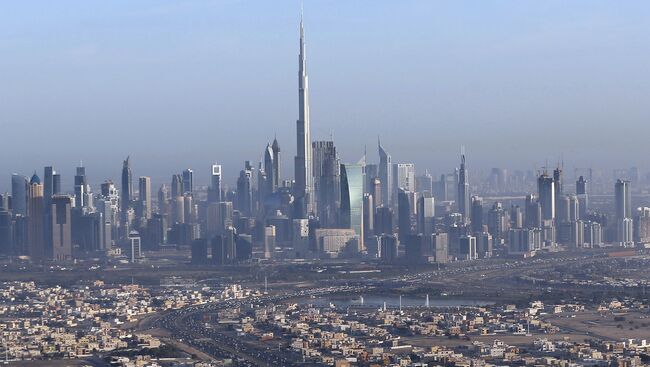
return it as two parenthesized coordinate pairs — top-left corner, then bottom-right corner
(294, 12), (314, 218)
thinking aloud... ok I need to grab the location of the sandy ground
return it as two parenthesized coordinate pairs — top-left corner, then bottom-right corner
(542, 310), (650, 341)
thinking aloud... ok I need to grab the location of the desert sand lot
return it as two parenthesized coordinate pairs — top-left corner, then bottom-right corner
(542, 310), (650, 341)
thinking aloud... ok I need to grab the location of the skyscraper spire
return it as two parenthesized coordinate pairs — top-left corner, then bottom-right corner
(294, 10), (314, 218)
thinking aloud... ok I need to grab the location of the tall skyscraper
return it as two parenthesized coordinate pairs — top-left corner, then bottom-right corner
(615, 179), (631, 220)
(294, 14), (314, 218)
(208, 164), (222, 203)
(237, 167), (253, 217)
(313, 141), (340, 227)
(11, 174), (27, 217)
(378, 139), (392, 208)
(417, 192), (435, 236)
(457, 152), (470, 223)
(51, 195), (72, 261)
(121, 156), (133, 214)
(27, 174), (45, 260)
(576, 175), (588, 219)
(74, 165), (91, 209)
(397, 188), (412, 243)
(272, 137), (281, 190)
(393, 163), (416, 206)
(43, 166), (55, 210)
(264, 143), (275, 196)
(538, 172), (555, 221)
(138, 176), (152, 220)
(340, 163), (364, 251)
(171, 174), (183, 199)
(182, 168), (193, 194)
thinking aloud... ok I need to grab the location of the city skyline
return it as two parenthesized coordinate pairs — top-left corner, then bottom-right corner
(2, 1), (650, 185)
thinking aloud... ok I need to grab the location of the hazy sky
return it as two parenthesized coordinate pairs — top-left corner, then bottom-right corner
(1, 1), (649, 190)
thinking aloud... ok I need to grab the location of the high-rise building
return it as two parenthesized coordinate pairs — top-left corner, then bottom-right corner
(74, 165), (87, 209)
(457, 153), (470, 223)
(272, 137), (281, 190)
(294, 15), (314, 218)
(182, 169), (193, 194)
(264, 143), (275, 196)
(340, 163), (364, 251)
(615, 179), (631, 220)
(397, 188), (412, 243)
(363, 193), (374, 239)
(51, 195), (72, 261)
(128, 230), (142, 263)
(121, 156), (133, 214)
(138, 176), (152, 220)
(576, 175), (588, 219)
(470, 196), (484, 233)
(416, 170), (433, 194)
(236, 167), (253, 217)
(525, 194), (542, 228)
(27, 174), (45, 260)
(43, 166), (55, 210)
(378, 139), (392, 208)
(393, 163), (415, 207)
(313, 141), (339, 227)
(417, 192), (435, 236)
(11, 174), (28, 217)
(171, 174), (183, 198)
(374, 207), (393, 236)
(538, 172), (555, 221)
(208, 164), (222, 203)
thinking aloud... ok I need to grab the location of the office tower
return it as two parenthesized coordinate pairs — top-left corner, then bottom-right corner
(51, 195), (72, 261)
(374, 207), (393, 235)
(121, 156), (133, 213)
(510, 205), (523, 229)
(44, 166), (55, 209)
(313, 141), (339, 227)
(457, 152), (470, 223)
(294, 15), (314, 218)
(634, 207), (650, 245)
(292, 219), (309, 257)
(191, 238), (209, 264)
(433, 174), (448, 202)
(145, 214), (167, 249)
(182, 169), (193, 194)
(74, 165), (87, 209)
(405, 234), (425, 263)
(138, 176), (152, 220)
(379, 234), (398, 262)
(264, 225), (275, 259)
(365, 164), (378, 193)
(272, 137), (281, 190)
(11, 174), (28, 217)
(27, 174), (45, 260)
(378, 139), (392, 208)
(489, 168), (507, 193)
(584, 221), (603, 248)
(183, 194), (194, 224)
(0, 210), (13, 254)
(206, 164), (222, 203)
(508, 228), (542, 254)
(432, 233), (449, 263)
(97, 180), (120, 243)
(171, 174), (183, 198)
(615, 179), (632, 246)
(128, 230), (142, 263)
(44, 166), (56, 254)
(52, 172), (61, 195)
(417, 192), (435, 236)
(525, 194), (542, 228)
(263, 143), (275, 196)
(340, 163), (364, 251)
(615, 179), (631, 220)
(172, 196), (185, 224)
(218, 202), (234, 234)
(470, 196), (484, 233)
(476, 232), (493, 258)
(393, 163), (415, 206)
(576, 175), (588, 219)
(487, 202), (508, 240)
(211, 235), (225, 265)
(416, 170), (433, 194)
(158, 184), (170, 223)
(74, 212), (107, 253)
(459, 236), (477, 260)
(553, 166), (563, 204)
(397, 189), (412, 243)
(538, 172), (555, 221)
(237, 168), (253, 217)
(363, 194), (374, 239)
